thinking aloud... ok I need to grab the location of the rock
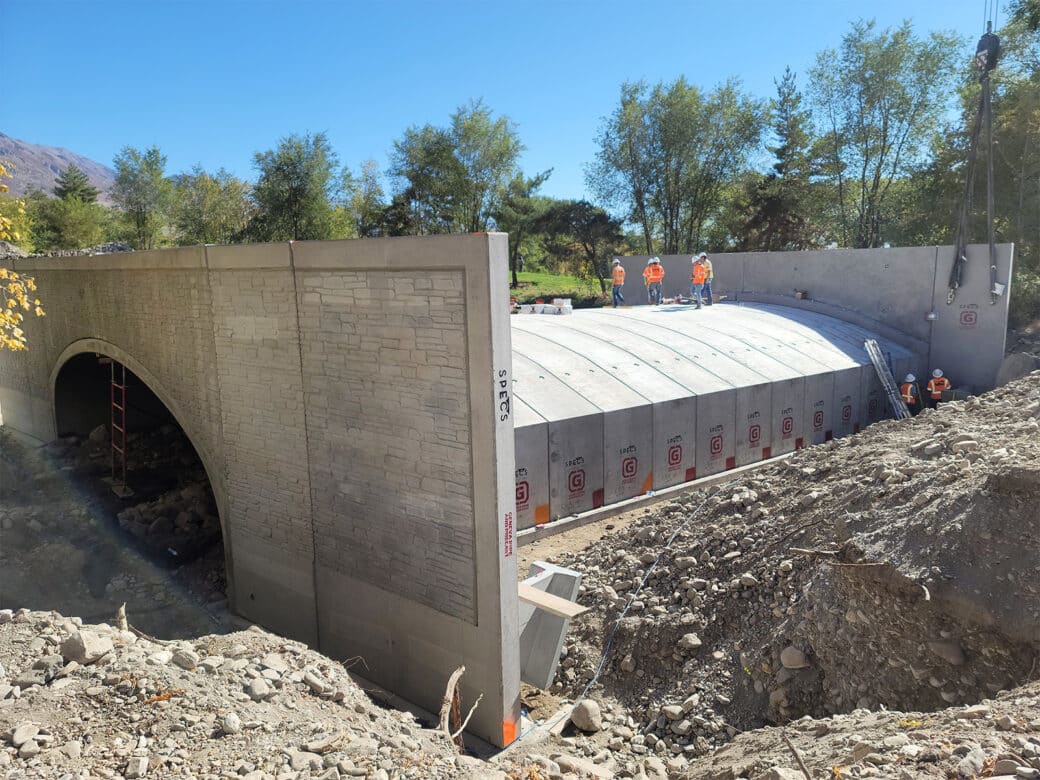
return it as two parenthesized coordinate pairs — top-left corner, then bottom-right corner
(661, 704), (684, 720)
(61, 740), (83, 759)
(778, 560), (794, 574)
(18, 739), (40, 759)
(89, 424), (108, 443)
(758, 769), (807, 780)
(247, 678), (272, 701)
(555, 754), (613, 779)
(290, 750), (323, 771)
(956, 748), (986, 778)
(11, 722), (39, 747)
(779, 646), (809, 669)
(61, 630), (114, 664)
(927, 640), (966, 666)
(171, 647), (199, 670)
(958, 704), (991, 719)
(994, 760), (1020, 774)
(740, 573), (759, 587)
(125, 755), (149, 778)
(641, 756), (668, 780)
(220, 712), (242, 735)
(951, 439), (979, 452)
(304, 670), (330, 694)
(571, 700), (603, 732)
(678, 633), (703, 650)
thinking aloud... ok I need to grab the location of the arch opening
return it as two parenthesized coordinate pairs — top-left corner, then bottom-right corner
(14, 351), (234, 637)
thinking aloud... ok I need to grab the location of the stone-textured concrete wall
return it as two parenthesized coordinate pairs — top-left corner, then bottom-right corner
(0, 234), (521, 747)
(618, 244), (1014, 391)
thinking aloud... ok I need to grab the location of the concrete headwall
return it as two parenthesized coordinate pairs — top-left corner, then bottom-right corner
(618, 244), (1014, 391)
(0, 235), (521, 747)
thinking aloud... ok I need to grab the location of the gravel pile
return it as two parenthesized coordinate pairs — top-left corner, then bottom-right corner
(532, 373), (1040, 776)
(0, 608), (473, 780)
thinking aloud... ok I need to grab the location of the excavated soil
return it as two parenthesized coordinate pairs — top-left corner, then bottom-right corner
(518, 372), (1040, 777)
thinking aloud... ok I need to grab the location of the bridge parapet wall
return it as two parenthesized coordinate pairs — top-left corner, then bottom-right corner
(618, 244), (1014, 391)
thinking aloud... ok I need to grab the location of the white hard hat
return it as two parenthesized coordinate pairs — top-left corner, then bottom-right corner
(691, 257), (697, 264)
(646, 258), (653, 265)
(932, 368), (943, 378)
(612, 258), (620, 265)
(698, 252), (707, 258)
(652, 257), (660, 263)
(905, 373), (916, 383)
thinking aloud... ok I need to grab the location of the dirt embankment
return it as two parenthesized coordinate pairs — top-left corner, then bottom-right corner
(522, 373), (1040, 778)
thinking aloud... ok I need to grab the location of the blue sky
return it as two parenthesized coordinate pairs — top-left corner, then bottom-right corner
(2, 0), (993, 200)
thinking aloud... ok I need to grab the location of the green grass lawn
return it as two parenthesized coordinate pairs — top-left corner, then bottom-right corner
(511, 271), (609, 307)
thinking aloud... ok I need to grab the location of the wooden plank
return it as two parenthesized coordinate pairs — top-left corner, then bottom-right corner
(517, 582), (588, 619)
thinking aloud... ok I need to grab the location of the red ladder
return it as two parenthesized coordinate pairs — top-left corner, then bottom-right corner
(110, 361), (132, 497)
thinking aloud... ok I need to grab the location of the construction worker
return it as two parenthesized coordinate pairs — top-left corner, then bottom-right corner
(900, 373), (922, 415)
(926, 368), (951, 409)
(643, 257), (664, 305)
(690, 256), (709, 308)
(698, 252), (714, 305)
(611, 259), (625, 308)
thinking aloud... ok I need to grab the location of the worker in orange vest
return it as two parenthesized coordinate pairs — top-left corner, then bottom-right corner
(643, 257), (664, 305)
(900, 373), (922, 415)
(611, 259), (626, 308)
(926, 368), (951, 409)
(690, 256), (709, 309)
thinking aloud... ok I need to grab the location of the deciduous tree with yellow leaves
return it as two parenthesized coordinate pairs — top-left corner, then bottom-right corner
(1, 162), (45, 352)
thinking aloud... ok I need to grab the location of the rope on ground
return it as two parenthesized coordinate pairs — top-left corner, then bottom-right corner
(514, 479), (739, 743)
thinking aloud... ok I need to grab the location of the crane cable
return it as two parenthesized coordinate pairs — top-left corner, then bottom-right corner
(947, 18), (1002, 306)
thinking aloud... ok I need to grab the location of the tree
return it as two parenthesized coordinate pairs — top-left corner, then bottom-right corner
(492, 170), (552, 287)
(112, 146), (172, 249)
(389, 100), (523, 234)
(0, 162), (30, 248)
(340, 160), (387, 238)
(739, 69), (818, 251)
(809, 20), (961, 248)
(0, 164), (45, 351)
(53, 164), (99, 202)
(29, 195), (106, 250)
(173, 166), (251, 245)
(537, 200), (624, 292)
(588, 77), (765, 254)
(250, 132), (337, 241)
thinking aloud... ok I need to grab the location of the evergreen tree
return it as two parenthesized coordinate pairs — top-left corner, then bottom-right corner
(740, 69), (817, 251)
(53, 164), (99, 202)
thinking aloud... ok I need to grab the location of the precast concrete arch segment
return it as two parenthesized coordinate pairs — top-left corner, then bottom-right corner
(510, 302), (919, 529)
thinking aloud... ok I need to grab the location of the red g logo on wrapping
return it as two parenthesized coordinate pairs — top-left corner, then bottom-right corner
(568, 469), (585, 494)
(841, 405), (852, 422)
(710, 435), (723, 456)
(515, 481), (529, 507)
(813, 411), (824, 430)
(960, 310), (978, 328)
(622, 457), (638, 479)
(781, 416), (794, 436)
(667, 445), (682, 467)
(868, 398), (878, 414)
(748, 424), (761, 445)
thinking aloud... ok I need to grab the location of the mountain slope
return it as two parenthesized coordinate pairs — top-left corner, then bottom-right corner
(0, 132), (115, 204)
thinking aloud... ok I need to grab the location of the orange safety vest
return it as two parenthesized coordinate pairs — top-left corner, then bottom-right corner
(691, 264), (708, 284)
(612, 266), (625, 286)
(926, 376), (950, 399)
(645, 264), (664, 283)
(900, 383), (918, 404)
